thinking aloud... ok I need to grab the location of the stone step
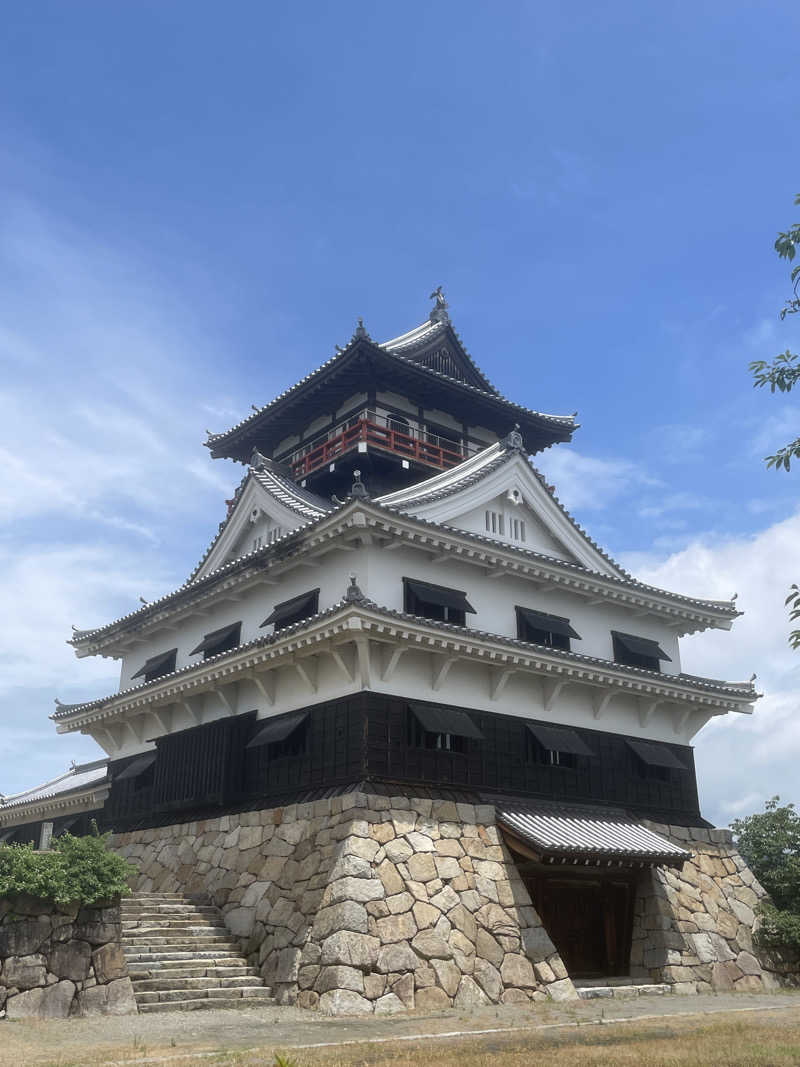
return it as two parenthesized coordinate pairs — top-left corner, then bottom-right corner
(136, 986), (274, 1005)
(577, 983), (671, 999)
(139, 992), (275, 1013)
(131, 975), (261, 992)
(122, 935), (240, 947)
(123, 925), (230, 936)
(124, 950), (249, 964)
(128, 964), (257, 979)
(120, 913), (220, 921)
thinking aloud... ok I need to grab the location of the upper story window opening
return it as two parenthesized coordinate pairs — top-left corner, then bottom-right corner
(516, 607), (580, 651)
(130, 648), (178, 684)
(612, 631), (672, 673)
(261, 589), (320, 633)
(403, 578), (476, 627)
(247, 710), (310, 760)
(408, 702), (484, 753)
(627, 739), (687, 784)
(526, 722), (595, 770)
(190, 621), (242, 661)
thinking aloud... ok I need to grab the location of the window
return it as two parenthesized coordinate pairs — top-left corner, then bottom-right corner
(526, 722), (595, 769)
(485, 510), (505, 535)
(408, 703), (484, 752)
(485, 511), (526, 542)
(403, 578), (476, 626)
(612, 631), (672, 672)
(260, 589), (320, 632)
(190, 622), (242, 661)
(131, 648), (177, 684)
(627, 739), (686, 783)
(247, 710), (309, 760)
(516, 607), (580, 651)
(510, 517), (526, 542)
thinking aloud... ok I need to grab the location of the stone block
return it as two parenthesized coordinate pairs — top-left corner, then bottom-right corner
(0, 918), (49, 958)
(319, 930), (380, 970)
(225, 907), (255, 937)
(387, 892), (414, 915)
(736, 951), (762, 976)
(3, 953), (47, 990)
(521, 926), (554, 963)
(384, 839), (414, 864)
(711, 961), (735, 991)
(329, 854), (372, 881)
(411, 930), (453, 960)
(412, 902), (439, 930)
(317, 965), (364, 994)
(406, 853), (437, 883)
(376, 859), (405, 897)
(375, 991), (405, 1013)
(434, 856), (462, 881)
(429, 886), (460, 914)
(534, 960), (555, 985)
(454, 974), (489, 1007)
(326, 877), (385, 905)
(376, 912), (417, 944)
(364, 973), (386, 999)
(501, 954), (536, 988)
(390, 972), (415, 1008)
(547, 978), (578, 1001)
(6, 979), (75, 1019)
(414, 985), (451, 1010)
(472, 957), (502, 1001)
(406, 831), (436, 852)
(314, 901), (369, 939)
(318, 988), (372, 1015)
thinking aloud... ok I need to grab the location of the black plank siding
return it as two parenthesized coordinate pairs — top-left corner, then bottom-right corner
(100, 693), (701, 833)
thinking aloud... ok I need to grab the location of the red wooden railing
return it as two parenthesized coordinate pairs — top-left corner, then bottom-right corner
(289, 411), (468, 480)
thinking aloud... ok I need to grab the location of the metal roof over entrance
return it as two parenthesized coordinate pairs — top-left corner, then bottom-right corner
(494, 798), (691, 867)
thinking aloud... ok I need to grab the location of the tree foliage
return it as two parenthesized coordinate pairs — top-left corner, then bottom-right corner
(748, 194), (800, 649)
(0, 831), (135, 906)
(749, 193), (800, 472)
(731, 796), (800, 951)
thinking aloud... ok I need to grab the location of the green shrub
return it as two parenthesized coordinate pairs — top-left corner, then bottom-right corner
(0, 832), (136, 906)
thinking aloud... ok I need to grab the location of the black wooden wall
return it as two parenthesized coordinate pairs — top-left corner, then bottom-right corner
(101, 694), (701, 831)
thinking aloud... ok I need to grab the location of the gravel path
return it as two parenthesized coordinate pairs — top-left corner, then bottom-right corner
(4, 990), (800, 1066)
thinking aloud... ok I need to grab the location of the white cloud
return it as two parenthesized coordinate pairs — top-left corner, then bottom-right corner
(536, 448), (659, 511)
(0, 194), (257, 795)
(621, 511), (800, 824)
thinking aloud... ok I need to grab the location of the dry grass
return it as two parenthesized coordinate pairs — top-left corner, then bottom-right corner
(11, 1011), (800, 1067)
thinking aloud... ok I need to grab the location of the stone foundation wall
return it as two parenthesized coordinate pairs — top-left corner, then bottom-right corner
(631, 823), (800, 992)
(0, 894), (136, 1018)
(114, 792), (577, 1013)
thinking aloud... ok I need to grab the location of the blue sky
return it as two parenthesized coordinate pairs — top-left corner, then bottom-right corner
(1, 2), (798, 823)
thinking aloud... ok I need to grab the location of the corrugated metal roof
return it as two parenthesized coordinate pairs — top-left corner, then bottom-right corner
(495, 798), (690, 865)
(0, 759), (109, 811)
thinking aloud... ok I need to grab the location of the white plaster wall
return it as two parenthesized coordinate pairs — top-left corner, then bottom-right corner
(457, 496), (572, 561)
(119, 549), (359, 691)
(335, 392), (368, 418)
(361, 543), (681, 672)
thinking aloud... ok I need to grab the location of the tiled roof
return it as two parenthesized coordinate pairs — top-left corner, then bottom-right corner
(187, 463), (331, 583)
(495, 797), (690, 864)
(376, 441), (512, 509)
(54, 597), (757, 724)
(380, 315), (499, 396)
(205, 324), (575, 452)
(0, 759), (108, 811)
(70, 471), (738, 649)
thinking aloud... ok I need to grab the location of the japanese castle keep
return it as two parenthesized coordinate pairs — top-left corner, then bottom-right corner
(2, 292), (791, 1011)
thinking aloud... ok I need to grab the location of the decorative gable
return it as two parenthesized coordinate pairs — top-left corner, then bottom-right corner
(377, 446), (628, 579)
(192, 466), (329, 581)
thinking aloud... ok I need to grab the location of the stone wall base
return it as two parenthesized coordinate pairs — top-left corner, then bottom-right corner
(114, 792), (577, 1013)
(632, 822), (800, 993)
(0, 895), (136, 1018)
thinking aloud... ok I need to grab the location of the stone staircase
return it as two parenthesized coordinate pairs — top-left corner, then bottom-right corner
(121, 892), (275, 1013)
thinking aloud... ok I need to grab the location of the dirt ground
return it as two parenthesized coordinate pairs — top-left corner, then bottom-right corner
(3, 990), (800, 1067)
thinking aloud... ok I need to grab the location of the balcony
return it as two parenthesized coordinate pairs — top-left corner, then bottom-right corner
(287, 409), (474, 481)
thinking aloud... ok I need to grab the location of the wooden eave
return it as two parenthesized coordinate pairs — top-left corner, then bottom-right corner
(205, 340), (575, 463)
(68, 500), (740, 661)
(54, 601), (757, 737)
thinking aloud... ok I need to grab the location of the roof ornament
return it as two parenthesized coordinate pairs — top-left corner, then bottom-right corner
(350, 469), (369, 499)
(352, 317), (369, 341)
(343, 572), (369, 604)
(502, 423), (526, 452)
(731, 592), (738, 602)
(250, 447), (270, 470)
(138, 596), (148, 605)
(429, 285), (450, 324)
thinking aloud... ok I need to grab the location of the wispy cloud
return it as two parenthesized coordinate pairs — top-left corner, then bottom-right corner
(0, 193), (255, 794)
(535, 448), (659, 511)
